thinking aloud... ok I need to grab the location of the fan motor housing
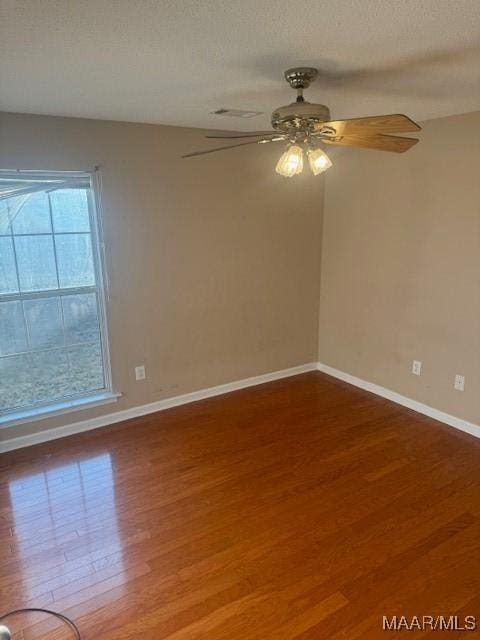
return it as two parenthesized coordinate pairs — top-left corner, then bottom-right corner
(271, 101), (331, 133)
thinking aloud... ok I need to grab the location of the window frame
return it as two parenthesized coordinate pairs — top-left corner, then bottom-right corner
(0, 170), (116, 425)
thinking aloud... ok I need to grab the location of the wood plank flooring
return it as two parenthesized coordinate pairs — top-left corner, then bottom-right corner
(1, 371), (480, 639)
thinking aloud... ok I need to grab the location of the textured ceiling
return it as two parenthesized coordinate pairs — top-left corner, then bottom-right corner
(1, 0), (479, 131)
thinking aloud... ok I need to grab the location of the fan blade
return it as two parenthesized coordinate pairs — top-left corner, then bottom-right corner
(182, 138), (281, 158)
(206, 132), (276, 139)
(315, 114), (421, 137)
(322, 133), (419, 153)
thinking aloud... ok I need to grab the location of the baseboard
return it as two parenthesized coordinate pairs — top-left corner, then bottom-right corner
(1, 362), (318, 452)
(317, 362), (480, 440)
(5, 360), (476, 453)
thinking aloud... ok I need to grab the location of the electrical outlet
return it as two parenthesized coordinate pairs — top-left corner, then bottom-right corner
(454, 374), (465, 391)
(412, 360), (422, 376)
(135, 365), (146, 381)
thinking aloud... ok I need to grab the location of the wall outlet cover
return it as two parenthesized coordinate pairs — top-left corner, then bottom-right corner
(454, 374), (465, 391)
(412, 360), (422, 375)
(135, 365), (146, 381)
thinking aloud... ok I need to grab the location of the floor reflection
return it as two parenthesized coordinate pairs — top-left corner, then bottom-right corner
(8, 452), (124, 604)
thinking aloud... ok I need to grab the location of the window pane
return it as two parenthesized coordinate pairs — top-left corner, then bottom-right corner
(15, 235), (58, 292)
(68, 342), (104, 393)
(55, 234), (95, 288)
(30, 350), (71, 405)
(0, 200), (10, 234)
(24, 297), (64, 349)
(0, 237), (19, 294)
(0, 177), (110, 416)
(50, 189), (90, 233)
(11, 192), (52, 234)
(0, 355), (35, 411)
(0, 345), (106, 411)
(62, 293), (100, 344)
(0, 301), (27, 356)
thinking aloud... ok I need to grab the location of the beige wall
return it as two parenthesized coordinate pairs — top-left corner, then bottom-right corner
(318, 111), (480, 424)
(2, 109), (478, 444)
(0, 112), (324, 440)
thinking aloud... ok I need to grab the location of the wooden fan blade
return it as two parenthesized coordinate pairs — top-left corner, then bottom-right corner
(322, 133), (419, 153)
(182, 138), (281, 158)
(206, 132), (276, 139)
(315, 114), (421, 136)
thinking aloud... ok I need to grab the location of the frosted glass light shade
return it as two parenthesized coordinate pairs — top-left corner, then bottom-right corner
(308, 147), (332, 175)
(275, 145), (304, 177)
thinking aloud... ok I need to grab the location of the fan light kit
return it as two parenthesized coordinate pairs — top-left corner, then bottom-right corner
(183, 66), (421, 177)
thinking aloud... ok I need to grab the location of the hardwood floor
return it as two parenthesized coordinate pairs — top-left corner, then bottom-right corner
(1, 371), (480, 639)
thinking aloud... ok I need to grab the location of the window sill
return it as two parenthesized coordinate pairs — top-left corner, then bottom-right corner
(0, 391), (122, 429)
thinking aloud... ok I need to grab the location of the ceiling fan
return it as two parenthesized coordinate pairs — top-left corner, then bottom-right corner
(182, 67), (421, 177)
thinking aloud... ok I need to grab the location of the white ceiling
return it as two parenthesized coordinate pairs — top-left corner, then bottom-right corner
(1, 0), (479, 131)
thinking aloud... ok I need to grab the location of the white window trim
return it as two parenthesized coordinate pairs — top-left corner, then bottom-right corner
(0, 391), (122, 428)
(0, 169), (117, 422)
(87, 169), (114, 394)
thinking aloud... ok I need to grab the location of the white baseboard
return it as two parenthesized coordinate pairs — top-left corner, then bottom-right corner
(1, 362), (317, 452)
(317, 362), (480, 440)
(4, 360), (477, 453)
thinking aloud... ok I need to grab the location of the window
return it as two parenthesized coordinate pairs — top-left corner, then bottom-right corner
(0, 171), (113, 422)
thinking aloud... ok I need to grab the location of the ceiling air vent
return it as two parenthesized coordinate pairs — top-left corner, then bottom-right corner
(211, 108), (263, 119)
